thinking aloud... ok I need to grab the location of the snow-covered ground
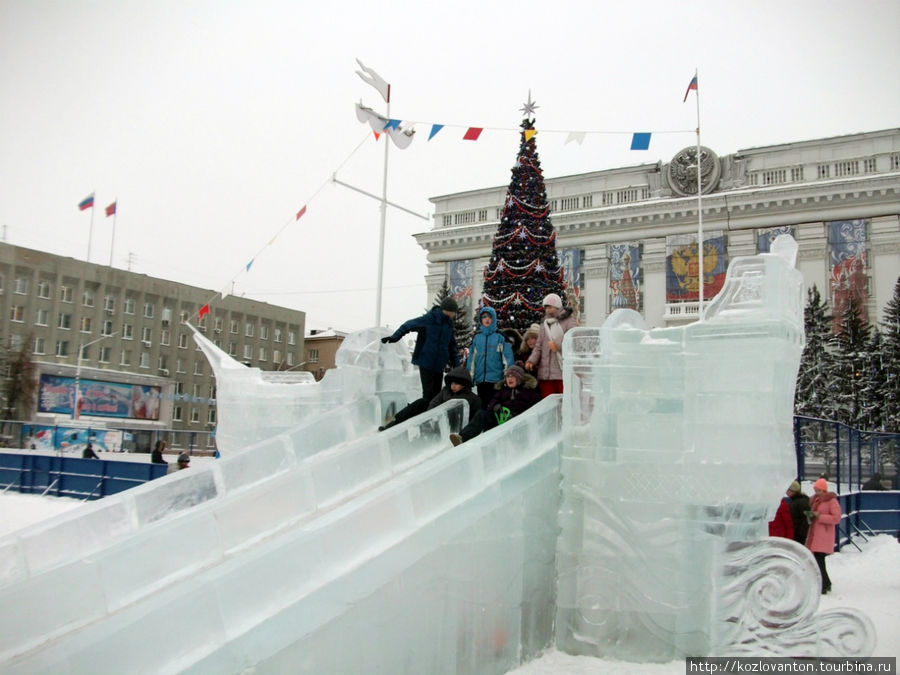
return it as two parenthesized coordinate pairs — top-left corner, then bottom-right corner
(2, 490), (897, 672)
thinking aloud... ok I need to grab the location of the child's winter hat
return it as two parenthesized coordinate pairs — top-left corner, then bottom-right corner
(504, 364), (526, 384)
(789, 480), (801, 493)
(542, 293), (562, 309)
(522, 324), (540, 341)
(813, 478), (828, 491)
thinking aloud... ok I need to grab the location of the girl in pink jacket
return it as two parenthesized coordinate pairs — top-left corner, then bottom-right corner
(805, 478), (842, 594)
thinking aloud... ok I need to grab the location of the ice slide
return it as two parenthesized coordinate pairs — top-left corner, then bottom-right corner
(0, 236), (876, 672)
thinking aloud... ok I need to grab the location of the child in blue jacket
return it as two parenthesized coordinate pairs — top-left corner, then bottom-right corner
(466, 306), (514, 408)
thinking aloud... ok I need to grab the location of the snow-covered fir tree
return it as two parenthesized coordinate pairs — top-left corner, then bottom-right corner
(795, 284), (838, 420)
(480, 96), (566, 332)
(858, 328), (886, 431)
(879, 277), (900, 432)
(433, 279), (472, 365)
(833, 294), (872, 427)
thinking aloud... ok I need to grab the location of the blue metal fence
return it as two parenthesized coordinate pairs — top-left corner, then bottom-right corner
(0, 453), (168, 501)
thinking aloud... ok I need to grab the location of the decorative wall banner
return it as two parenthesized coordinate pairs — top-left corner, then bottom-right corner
(559, 247), (583, 316)
(449, 259), (473, 304)
(665, 231), (727, 302)
(757, 226), (795, 253)
(22, 425), (127, 453)
(828, 219), (869, 330)
(38, 375), (162, 421)
(609, 243), (643, 312)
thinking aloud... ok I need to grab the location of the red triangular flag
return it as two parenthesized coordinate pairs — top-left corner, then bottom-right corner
(198, 304), (210, 320)
(373, 131), (381, 141)
(296, 205), (307, 221)
(105, 201), (116, 217)
(463, 127), (483, 141)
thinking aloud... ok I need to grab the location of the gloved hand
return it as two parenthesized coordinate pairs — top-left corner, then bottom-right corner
(381, 336), (394, 344)
(524, 361), (534, 372)
(492, 403), (502, 413)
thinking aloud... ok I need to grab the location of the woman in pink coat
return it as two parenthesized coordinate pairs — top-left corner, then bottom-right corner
(805, 478), (841, 594)
(524, 293), (578, 398)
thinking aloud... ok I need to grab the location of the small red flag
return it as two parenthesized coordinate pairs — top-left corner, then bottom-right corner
(296, 205), (307, 221)
(463, 127), (483, 141)
(198, 304), (210, 320)
(105, 201), (116, 217)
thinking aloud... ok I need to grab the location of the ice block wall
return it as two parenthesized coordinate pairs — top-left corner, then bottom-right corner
(554, 235), (874, 660)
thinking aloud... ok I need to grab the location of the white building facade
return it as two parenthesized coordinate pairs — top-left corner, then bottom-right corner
(417, 129), (900, 330)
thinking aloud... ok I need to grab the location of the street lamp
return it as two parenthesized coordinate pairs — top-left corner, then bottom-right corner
(73, 331), (118, 420)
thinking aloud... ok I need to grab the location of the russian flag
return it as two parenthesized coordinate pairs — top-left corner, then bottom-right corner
(683, 74), (698, 102)
(78, 193), (95, 211)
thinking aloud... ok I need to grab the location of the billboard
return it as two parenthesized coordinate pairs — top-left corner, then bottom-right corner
(38, 375), (161, 420)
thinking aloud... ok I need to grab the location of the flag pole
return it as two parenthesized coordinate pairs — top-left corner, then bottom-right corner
(376, 96), (390, 327)
(693, 69), (704, 321)
(87, 191), (95, 263)
(109, 199), (117, 267)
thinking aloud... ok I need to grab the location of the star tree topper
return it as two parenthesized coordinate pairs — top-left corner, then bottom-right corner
(520, 91), (539, 117)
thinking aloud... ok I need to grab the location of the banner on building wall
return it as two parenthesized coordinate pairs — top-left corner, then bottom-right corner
(609, 243), (642, 312)
(665, 231), (727, 302)
(757, 226), (795, 253)
(22, 425), (127, 453)
(558, 247), (582, 313)
(38, 375), (162, 421)
(449, 259), (473, 304)
(828, 219), (869, 331)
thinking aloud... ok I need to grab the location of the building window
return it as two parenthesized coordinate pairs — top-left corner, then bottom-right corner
(79, 343), (90, 360)
(207, 409), (216, 425)
(99, 346), (111, 363)
(260, 325), (269, 340)
(58, 313), (72, 330)
(834, 160), (859, 177)
(230, 319), (239, 334)
(178, 333), (188, 349)
(817, 164), (830, 179)
(56, 341), (69, 357)
(14, 277), (28, 294)
(308, 348), (319, 363)
(137, 351), (149, 368)
(214, 317), (224, 332)
(161, 329), (170, 346)
(892, 154), (900, 170)
(120, 350), (131, 366)
(176, 358), (185, 373)
(274, 327), (283, 343)
(141, 326), (152, 344)
(158, 354), (168, 372)
(80, 316), (93, 333)
(286, 352), (294, 366)
(243, 344), (252, 360)
(60, 285), (73, 303)
(102, 320), (114, 336)
(37, 281), (51, 299)
(477, 209), (488, 222)
(288, 330), (297, 345)
(124, 297), (136, 314)
(34, 308), (48, 326)
(104, 295), (115, 312)
(9, 305), (24, 322)
(194, 361), (203, 375)
(560, 196), (579, 211)
(245, 321), (254, 337)
(453, 211), (477, 225)
(442, 214), (452, 227)
(273, 349), (282, 364)
(82, 290), (94, 307)
(143, 302), (154, 318)
(173, 406), (182, 422)
(122, 323), (134, 339)
(33, 336), (45, 354)
(258, 347), (267, 361)
(762, 169), (787, 185)
(791, 167), (805, 182)
(582, 195), (593, 208)
(208, 384), (216, 401)
(228, 342), (237, 356)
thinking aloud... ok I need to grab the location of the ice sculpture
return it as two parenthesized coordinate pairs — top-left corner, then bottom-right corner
(0, 236), (875, 673)
(555, 235), (875, 660)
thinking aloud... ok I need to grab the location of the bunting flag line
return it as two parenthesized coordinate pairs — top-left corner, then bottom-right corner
(524, 129), (537, 142)
(428, 124), (443, 141)
(296, 205), (307, 220)
(630, 133), (652, 150)
(683, 73), (698, 102)
(105, 201), (117, 217)
(78, 193), (95, 211)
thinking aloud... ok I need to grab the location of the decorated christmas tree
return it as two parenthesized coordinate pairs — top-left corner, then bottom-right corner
(480, 94), (566, 332)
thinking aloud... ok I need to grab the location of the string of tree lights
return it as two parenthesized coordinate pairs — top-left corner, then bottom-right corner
(481, 94), (567, 331)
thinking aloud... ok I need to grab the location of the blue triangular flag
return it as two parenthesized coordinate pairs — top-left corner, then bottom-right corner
(428, 124), (444, 141)
(246, 259), (254, 272)
(383, 119), (401, 131)
(630, 132), (651, 150)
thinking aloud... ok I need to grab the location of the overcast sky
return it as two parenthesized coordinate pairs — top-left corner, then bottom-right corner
(1, 0), (898, 332)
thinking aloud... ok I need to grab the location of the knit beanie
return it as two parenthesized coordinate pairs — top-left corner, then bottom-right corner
(789, 480), (801, 493)
(523, 323), (540, 341)
(504, 364), (526, 384)
(542, 293), (562, 309)
(440, 297), (459, 313)
(813, 478), (828, 491)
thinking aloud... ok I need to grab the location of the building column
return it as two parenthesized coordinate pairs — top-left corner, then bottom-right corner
(794, 222), (828, 300)
(870, 215), (900, 314)
(582, 246), (609, 326)
(642, 238), (667, 329)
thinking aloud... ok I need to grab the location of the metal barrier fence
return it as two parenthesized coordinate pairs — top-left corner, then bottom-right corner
(0, 420), (217, 457)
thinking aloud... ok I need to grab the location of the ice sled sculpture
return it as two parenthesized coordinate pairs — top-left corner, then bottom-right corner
(192, 326), (420, 453)
(555, 235), (875, 660)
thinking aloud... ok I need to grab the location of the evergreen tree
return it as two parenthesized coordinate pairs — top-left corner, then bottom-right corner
(795, 285), (837, 419)
(858, 328), (886, 431)
(833, 294), (871, 427)
(0, 335), (37, 421)
(433, 278), (472, 365)
(879, 277), (900, 432)
(480, 98), (566, 332)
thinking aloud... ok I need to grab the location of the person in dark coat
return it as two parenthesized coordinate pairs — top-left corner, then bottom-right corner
(382, 297), (459, 402)
(786, 480), (810, 545)
(861, 473), (887, 490)
(379, 366), (481, 431)
(82, 442), (99, 459)
(151, 440), (168, 464)
(449, 363), (540, 445)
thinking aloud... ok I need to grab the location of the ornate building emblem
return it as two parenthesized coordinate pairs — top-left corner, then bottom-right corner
(667, 145), (721, 196)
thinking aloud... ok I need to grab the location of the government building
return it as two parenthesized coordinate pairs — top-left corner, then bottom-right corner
(0, 242), (306, 453)
(417, 128), (900, 332)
